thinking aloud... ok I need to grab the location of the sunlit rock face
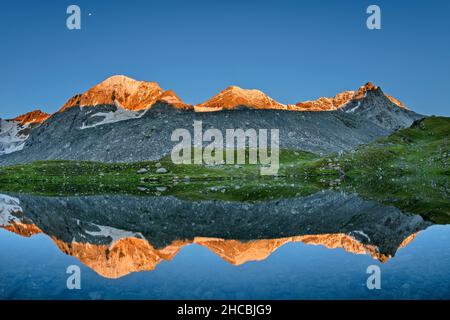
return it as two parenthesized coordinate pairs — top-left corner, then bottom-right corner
(0, 191), (431, 279)
(386, 95), (408, 109)
(2, 222), (42, 237)
(194, 234), (395, 265)
(194, 86), (286, 111)
(293, 91), (355, 111)
(53, 238), (189, 279)
(157, 90), (192, 110)
(59, 75), (189, 112)
(293, 82), (408, 112)
(12, 110), (50, 125)
(195, 82), (408, 113)
(0, 225), (417, 279)
(46, 234), (400, 279)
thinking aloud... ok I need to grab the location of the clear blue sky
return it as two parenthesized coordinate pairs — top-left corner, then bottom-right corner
(1, 0), (449, 118)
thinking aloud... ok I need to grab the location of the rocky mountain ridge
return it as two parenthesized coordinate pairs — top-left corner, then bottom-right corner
(0, 76), (423, 163)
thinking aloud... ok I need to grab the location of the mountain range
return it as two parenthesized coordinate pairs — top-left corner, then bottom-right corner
(0, 75), (423, 164)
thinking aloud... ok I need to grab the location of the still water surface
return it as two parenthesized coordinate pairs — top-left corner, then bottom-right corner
(0, 192), (449, 299)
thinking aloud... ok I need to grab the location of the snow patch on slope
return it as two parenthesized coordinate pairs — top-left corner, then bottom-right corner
(80, 105), (142, 129)
(85, 224), (144, 244)
(346, 101), (361, 113)
(0, 119), (30, 155)
(350, 230), (371, 242)
(0, 194), (22, 227)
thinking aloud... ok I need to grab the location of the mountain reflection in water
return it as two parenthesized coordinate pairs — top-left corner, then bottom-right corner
(0, 191), (431, 279)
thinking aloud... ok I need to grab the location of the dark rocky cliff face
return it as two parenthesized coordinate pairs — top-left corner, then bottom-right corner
(340, 87), (422, 130)
(0, 103), (393, 165)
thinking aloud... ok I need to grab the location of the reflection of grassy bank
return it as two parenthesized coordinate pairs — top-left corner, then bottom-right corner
(0, 117), (448, 222)
(340, 116), (449, 224)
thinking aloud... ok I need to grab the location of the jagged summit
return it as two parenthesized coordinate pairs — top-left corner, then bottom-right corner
(294, 91), (355, 111)
(294, 82), (408, 111)
(352, 82), (385, 100)
(11, 109), (50, 125)
(194, 85), (286, 112)
(338, 82), (420, 130)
